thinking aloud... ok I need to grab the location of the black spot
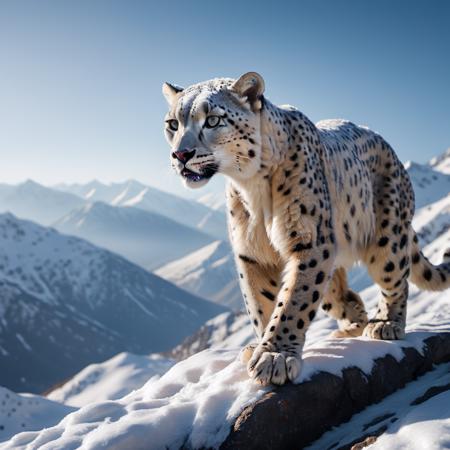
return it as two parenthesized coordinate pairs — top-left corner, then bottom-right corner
(248, 149), (255, 158)
(297, 318), (304, 329)
(299, 303), (308, 311)
(423, 269), (432, 281)
(239, 254), (256, 264)
(384, 261), (395, 272)
(308, 310), (316, 321)
(399, 234), (408, 249)
(378, 236), (389, 247)
(312, 291), (320, 302)
(293, 242), (313, 252)
(261, 289), (275, 301)
(412, 253), (420, 264)
(315, 271), (325, 284)
(309, 259), (317, 268)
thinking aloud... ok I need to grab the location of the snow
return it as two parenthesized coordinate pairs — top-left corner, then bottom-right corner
(429, 147), (450, 174)
(0, 387), (75, 444)
(47, 353), (175, 407)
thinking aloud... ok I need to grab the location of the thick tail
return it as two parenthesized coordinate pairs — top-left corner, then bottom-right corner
(409, 231), (450, 291)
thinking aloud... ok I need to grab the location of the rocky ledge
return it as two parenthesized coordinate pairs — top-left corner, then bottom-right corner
(220, 332), (450, 450)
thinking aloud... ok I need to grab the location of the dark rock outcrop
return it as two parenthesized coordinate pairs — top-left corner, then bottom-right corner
(220, 332), (450, 450)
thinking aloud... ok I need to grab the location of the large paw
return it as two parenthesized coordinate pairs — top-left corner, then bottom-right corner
(330, 323), (364, 338)
(247, 344), (302, 386)
(363, 320), (405, 340)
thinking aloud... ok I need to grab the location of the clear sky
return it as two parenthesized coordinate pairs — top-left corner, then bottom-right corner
(1, 0), (449, 196)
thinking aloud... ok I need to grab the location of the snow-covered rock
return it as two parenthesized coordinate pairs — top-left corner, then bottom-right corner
(53, 201), (215, 270)
(307, 362), (450, 450)
(0, 213), (226, 393)
(2, 326), (448, 448)
(156, 240), (243, 310)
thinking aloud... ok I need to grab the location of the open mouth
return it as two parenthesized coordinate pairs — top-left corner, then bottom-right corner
(181, 165), (218, 182)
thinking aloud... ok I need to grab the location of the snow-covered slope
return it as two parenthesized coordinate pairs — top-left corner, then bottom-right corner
(429, 147), (450, 174)
(0, 213), (226, 393)
(404, 160), (450, 208)
(196, 191), (227, 212)
(0, 386), (75, 444)
(55, 180), (227, 240)
(53, 202), (215, 270)
(0, 180), (84, 225)
(155, 240), (243, 310)
(47, 353), (174, 407)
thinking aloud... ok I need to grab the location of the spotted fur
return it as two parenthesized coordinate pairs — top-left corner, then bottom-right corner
(162, 72), (450, 386)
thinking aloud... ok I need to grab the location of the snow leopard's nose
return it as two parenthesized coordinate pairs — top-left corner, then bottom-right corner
(172, 149), (196, 164)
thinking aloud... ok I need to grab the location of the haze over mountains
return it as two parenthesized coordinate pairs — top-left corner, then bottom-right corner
(0, 213), (225, 393)
(0, 179), (227, 270)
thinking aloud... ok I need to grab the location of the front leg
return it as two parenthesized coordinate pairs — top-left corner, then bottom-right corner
(227, 184), (282, 340)
(248, 241), (335, 386)
(248, 253), (334, 385)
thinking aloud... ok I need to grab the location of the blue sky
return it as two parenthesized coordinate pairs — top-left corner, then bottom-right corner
(0, 0), (449, 195)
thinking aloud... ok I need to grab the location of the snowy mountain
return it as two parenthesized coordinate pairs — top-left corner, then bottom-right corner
(429, 147), (450, 174)
(47, 352), (174, 407)
(0, 213), (226, 393)
(196, 191), (227, 212)
(53, 201), (215, 270)
(0, 180), (84, 225)
(155, 240), (243, 310)
(55, 179), (227, 240)
(404, 160), (450, 208)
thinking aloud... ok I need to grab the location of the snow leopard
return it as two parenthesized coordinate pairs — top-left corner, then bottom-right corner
(162, 72), (450, 386)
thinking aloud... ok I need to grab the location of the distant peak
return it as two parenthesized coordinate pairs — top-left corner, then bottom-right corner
(429, 147), (450, 167)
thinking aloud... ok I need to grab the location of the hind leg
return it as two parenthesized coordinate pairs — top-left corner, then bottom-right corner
(362, 233), (410, 340)
(322, 268), (368, 338)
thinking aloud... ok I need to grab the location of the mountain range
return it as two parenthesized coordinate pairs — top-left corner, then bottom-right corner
(0, 213), (225, 393)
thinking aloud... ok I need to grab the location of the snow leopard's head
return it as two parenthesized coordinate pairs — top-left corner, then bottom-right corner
(162, 72), (265, 189)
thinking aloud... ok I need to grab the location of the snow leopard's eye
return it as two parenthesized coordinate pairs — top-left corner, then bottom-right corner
(205, 115), (221, 129)
(166, 119), (179, 132)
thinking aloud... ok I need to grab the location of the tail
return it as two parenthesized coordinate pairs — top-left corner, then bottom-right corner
(409, 231), (450, 291)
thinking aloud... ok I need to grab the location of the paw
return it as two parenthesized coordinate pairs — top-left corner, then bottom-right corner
(330, 323), (364, 338)
(239, 343), (258, 363)
(363, 320), (405, 340)
(246, 344), (302, 386)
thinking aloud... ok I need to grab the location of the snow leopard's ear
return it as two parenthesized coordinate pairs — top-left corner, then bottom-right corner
(162, 82), (184, 104)
(231, 72), (265, 111)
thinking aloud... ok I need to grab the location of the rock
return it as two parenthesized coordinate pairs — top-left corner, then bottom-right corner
(220, 332), (450, 450)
